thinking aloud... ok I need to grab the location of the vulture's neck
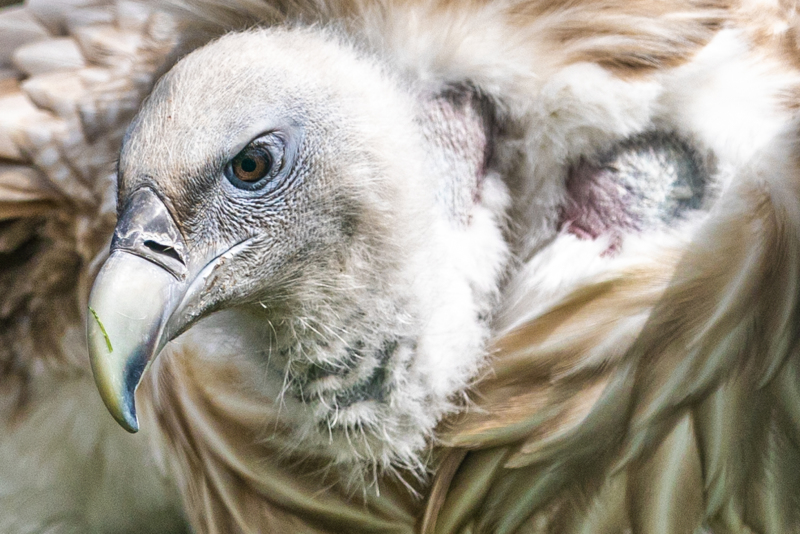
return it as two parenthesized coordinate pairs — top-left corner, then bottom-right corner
(156, 81), (510, 485)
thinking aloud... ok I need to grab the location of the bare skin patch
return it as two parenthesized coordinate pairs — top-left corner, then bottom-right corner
(560, 132), (710, 250)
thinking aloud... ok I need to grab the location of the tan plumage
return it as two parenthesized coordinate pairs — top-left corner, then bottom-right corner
(0, 3), (186, 531)
(3, 1), (800, 533)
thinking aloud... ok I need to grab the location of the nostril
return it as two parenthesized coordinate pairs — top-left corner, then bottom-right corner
(143, 240), (184, 264)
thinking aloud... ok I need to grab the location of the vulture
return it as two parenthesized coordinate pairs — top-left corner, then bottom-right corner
(3, 0), (800, 532)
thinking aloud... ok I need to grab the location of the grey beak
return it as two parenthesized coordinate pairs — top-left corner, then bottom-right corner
(87, 188), (188, 432)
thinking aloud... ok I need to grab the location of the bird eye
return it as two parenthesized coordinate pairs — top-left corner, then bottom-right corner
(233, 152), (270, 182)
(225, 134), (285, 190)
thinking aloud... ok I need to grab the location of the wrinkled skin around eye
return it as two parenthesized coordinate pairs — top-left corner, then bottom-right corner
(225, 134), (286, 190)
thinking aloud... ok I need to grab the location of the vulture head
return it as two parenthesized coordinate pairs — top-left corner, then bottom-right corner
(87, 28), (508, 471)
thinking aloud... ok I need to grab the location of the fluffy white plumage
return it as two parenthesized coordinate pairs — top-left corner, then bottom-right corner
(2, 1), (800, 533)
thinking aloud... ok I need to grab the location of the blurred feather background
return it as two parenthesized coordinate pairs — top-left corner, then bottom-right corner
(1, 1), (800, 533)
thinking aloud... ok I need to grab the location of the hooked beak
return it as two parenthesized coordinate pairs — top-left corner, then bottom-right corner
(87, 188), (191, 433)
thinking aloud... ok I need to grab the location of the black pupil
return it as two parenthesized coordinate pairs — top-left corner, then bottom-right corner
(241, 157), (257, 173)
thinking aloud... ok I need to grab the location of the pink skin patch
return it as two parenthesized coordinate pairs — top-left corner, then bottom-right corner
(558, 132), (708, 255)
(560, 157), (640, 253)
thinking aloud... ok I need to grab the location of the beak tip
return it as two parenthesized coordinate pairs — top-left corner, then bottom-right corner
(97, 383), (141, 433)
(117, 404), (140, 434)
(120, 420), (140, 434)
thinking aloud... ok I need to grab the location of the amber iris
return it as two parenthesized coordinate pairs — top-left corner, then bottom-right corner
(231, 150), (271, 182)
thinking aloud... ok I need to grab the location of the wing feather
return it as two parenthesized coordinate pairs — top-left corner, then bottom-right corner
(4, 0), (800, 532)
(427, 139), (800, 532)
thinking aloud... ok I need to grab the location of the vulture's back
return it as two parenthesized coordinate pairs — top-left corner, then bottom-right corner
(2, 1), (800, 533)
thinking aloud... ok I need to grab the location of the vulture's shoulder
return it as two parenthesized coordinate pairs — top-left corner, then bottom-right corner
(2, 1), (800, 533)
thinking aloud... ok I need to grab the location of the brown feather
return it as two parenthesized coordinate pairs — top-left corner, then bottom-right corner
(7, 0), (800, 532)
(627, 413), (703, 534)
(145, 346), (421, 533)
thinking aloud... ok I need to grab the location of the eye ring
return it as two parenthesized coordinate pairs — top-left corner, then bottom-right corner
(225, 134), (285, 190)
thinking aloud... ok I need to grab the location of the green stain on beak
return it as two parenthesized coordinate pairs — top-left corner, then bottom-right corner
(88, 306), (113, 353)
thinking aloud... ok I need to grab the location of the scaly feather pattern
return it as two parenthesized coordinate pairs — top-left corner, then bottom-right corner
(3, 0), (800, 533)
(0, 2), (186, 532)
